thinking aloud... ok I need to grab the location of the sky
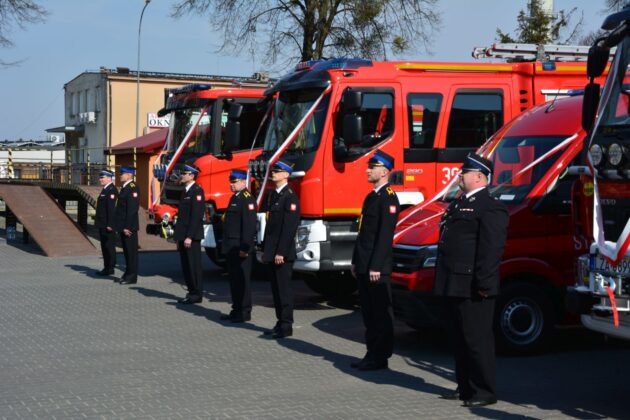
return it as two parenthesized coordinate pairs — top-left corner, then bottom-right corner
(0, 0), (612, 141)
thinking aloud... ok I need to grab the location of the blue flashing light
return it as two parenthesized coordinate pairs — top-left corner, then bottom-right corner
(170, 83), (212, 95)
(567, 89), (585, 96)
(542, 62), (556, 71)
(294, 58), (373, 73)
(295, 60), (323, 71)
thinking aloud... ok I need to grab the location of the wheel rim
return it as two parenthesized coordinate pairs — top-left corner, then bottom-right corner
(499, 297), (544, 346)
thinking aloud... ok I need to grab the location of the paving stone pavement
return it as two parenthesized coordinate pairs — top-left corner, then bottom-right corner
(0, 239), (629, 419)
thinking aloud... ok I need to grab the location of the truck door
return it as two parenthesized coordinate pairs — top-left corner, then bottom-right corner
(205, 97), (266, 210)
(402, 93), (443, 203)
(437, 88), (508, 192)
(328, 86), (398, 215)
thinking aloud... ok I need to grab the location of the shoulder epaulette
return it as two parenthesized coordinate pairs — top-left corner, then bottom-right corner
(386, 187), (395, 196)
(288, 188), (294, 194)
(130, 182), (136, 188)
(243, 191), (251, 198)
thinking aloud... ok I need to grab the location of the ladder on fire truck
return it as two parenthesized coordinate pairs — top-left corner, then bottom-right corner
(472, 43), (616, 62)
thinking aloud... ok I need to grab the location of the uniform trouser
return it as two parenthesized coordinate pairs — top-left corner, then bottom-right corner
(226, 249), (253, 316)
(447, 296), (496, 401)
(357, 273), (394, 362)
(120, 231), (138, 282)
(268, 261), (294, 330)
(99, 228), (116, 270)
(178, 240), (203, 299)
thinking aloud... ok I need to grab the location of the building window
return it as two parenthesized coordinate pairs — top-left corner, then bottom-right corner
(71, 93), (78, 116)
(95, 88), (101, 112)
(87, 88), (95, 111)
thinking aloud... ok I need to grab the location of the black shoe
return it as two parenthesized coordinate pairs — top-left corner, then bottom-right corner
(350, 355), (372, 369)
(463, 397), (497, 407)
(272, 328), (293, 339)
(220, 313), (236, 320)
(178, 297), (202, 304)
(440, 389), (462, 400)
(357, 359), (388, 371)
(96, 269), (114, 276)
(119, 279), (137, 285)
(231, 314), (251, 323)
(263, 325), (280, 336)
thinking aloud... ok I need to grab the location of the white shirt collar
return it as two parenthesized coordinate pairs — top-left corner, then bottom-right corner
(103, 182), (113, 189)
(185, 182), (194, 192)
(374, 183), (387, 194)
(465, 186), (486, 199)
(276, 183), (288, 194)
(123, 180), (132, 188)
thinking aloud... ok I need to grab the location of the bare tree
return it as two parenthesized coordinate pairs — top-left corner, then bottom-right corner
(172, 0), (441, 68)
(0, 0), (47, 67)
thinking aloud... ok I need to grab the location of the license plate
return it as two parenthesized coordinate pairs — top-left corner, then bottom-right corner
(594, 255), (630, 277)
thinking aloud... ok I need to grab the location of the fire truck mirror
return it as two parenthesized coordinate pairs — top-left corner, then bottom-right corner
(228, 102), (244, 120)
(343, 114), (363, 146)
(224, 103), (244, 151)
(342, 90), (362, 112)
(582, 82), (600, 133)
(587, 45), (610, 78)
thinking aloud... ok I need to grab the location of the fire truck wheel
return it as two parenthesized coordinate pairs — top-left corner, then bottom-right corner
(205, 248), (226, 268)
(495, 282), (554, 355)
(303, 272), (357, 298)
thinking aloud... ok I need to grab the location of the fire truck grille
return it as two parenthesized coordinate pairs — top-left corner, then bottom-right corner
(392, 245), (423, 274)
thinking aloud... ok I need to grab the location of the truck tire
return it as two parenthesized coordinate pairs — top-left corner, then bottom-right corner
(495, 282), (554, 355)
(303, 272), (357, 298)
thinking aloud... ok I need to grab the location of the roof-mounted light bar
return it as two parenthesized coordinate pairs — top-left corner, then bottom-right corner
(169, 83), (212, 95)
(294, 58), (373, 72)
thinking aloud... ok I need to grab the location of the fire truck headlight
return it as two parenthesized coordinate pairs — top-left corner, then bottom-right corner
(421, 245), (438, 268)
(607, 143), (624, 167)
(296, 225), (310, 252)
(161, 212), (171, 223)
(589, 144), (604, 167)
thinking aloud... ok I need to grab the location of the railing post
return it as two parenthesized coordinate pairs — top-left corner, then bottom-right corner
(7, 148), (14, 179)
(67, 148), (72, 184)
(86, 151), (91, 185)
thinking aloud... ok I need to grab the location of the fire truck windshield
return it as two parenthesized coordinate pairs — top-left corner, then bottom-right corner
(168, 105), (213, 156)
(442, 136), (568, 204)
(596, 36), (630, 129)
(262, 88), (330, 154)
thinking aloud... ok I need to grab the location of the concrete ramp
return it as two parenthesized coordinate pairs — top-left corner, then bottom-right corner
(0, 184), (98, 257)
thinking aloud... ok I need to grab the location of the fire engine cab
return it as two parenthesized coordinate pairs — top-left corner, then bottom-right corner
(234, 47), (605, 296)
(147, 82), (267, 263)
(566, 7), (630, 339)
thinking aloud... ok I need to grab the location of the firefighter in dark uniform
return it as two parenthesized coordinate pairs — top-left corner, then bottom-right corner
(174, 164), (206, 304)
(95, 169), (118, 276)
(114, 166), (140, 285)
(220, 169), (257, 322)
(350, 150), (400, 371)
(261, 159), (300, 339)
(435, 153), (509, 407)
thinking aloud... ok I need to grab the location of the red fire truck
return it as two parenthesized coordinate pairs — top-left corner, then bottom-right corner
(391, 94), (590, 354)
(147, 83), (267, 262)
(566, 7), (630, 339)
(233, 49), (604, 296)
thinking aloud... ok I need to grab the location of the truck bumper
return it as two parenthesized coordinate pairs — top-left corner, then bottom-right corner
(581, 313), (630, 340)
(565, 286), (596, 315)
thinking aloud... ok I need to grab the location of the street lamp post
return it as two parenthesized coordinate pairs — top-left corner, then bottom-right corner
(135, 0), (151, 140)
